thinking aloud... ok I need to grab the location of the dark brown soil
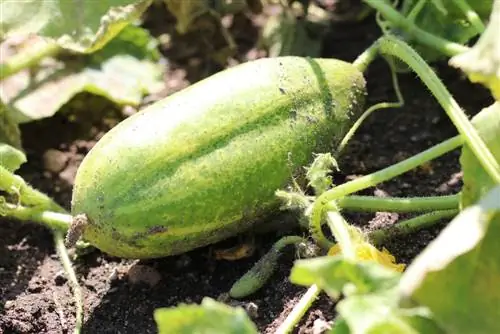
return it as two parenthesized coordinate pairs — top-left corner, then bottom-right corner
(0, 3), (494, 334)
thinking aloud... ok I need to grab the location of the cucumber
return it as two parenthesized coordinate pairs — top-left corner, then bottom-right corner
(71, 56), (366, 259)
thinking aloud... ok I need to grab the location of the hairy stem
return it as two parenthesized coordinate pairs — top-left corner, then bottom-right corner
(335, 194), (459, 213)
(0, 41), (61, 80)
(0, 165), (66, 213)
(310, 135), (463, 249)
(363, 0), (469, 56)
(352, 41), (380, 73)
(369, 209), (459, 244)
(452, 0), (486, 33)
(326, 210), (355, 260)
(0, 202), (71, 232)
(377, 35), (500, 184)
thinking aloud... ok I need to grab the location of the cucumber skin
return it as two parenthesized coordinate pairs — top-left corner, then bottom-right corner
(71, 56), (366, 259)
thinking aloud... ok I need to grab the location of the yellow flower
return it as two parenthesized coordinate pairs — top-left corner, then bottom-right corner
(328, 241), (406, 273)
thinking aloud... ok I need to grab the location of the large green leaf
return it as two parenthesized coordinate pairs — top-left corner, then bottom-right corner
(332, 293), (445, 334)
(399, 0), (493, 62)
(260, 5), (326, 58)
(0, 25), (164, 123)
(154, 298), (258, 334)
(290, 256), (401, 299)
(0, 0), (152, 53)
(0, 100), (22, 149)
(460, 102), (500, 208)
(450, 0), (500, 100)
(0, 143), (26, 172)
(397, 103), (500, 333)
(399, 186), (500, 334)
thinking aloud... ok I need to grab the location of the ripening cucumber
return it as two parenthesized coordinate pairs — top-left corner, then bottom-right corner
(70, 56), (366, 259)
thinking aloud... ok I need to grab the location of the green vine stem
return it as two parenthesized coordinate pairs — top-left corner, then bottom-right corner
(405, 0), (427, 22)
(363, 0), (469, 56)
(0, 165), (66, 212)
(0, 201), (71, 232)
(54, 231), (83, 334)
(326, 209), (356, 259)
(377, 35), (500, 184)
(275, 284), (322, 334)
(451, 0), (486, 33)
(310, 135), (463, 249)
(369, 209), (459, 244)
(0, 41), (61, 80)
(337, 56), (404, 155)
(335, 194), (459, 213)
(352, 41), (380, 73)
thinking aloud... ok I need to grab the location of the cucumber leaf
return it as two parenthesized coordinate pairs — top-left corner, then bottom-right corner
(0, 100), (22, 149)
(0, 25), (165, 123)
(449, 0), (500, 100)
(398, 0), (493, 62)
(260, 5), (326, 58)
(163, 0), (211, 34)
(0, 143), (26, 173)
(0, 0), (152, 53)
(291, 256), (443, 333)
(332, 293), (445, 334)
(154, 297), (258, 334)
(290, 256), (401, 299)
(459, 102), (500, 208)
(398, 186), (500, 334)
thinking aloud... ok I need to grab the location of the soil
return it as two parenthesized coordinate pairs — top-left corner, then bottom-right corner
(0, 2), (494, 334)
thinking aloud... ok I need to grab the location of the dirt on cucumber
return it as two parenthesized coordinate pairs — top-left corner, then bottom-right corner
(0, 3), (494, 334)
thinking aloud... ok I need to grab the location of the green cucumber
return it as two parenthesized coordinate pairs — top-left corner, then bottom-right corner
(71, 56), (366, 259)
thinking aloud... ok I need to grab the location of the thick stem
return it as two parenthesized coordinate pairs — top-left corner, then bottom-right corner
(363, 0), (469, 56)
(1, 202), (71, 232)
(377, 35), (500, 184)
(406, 0), (427, 22)
(369, 209), (459, 244)
(451, 0), (486, 33)
(0, 165), (66, 213)
(310, 135), (463, 249)
(335, 194), (459, 213)
(326, 210), (355, 260)
(0, 41), (61, 80)
(352, 41), (379, 73)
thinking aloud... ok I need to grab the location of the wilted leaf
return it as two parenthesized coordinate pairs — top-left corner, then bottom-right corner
(0, 0), (152, 53)
(449, 0), (500, 100)
(154, 297), (258, 334)
(398, 0), (493, 62)
(0, 100), (22, 149)
(398, 186), (500, 334)
(0, 25), (165, 123)
(459, 102), (500, 207)
(0, 143), (26, 172)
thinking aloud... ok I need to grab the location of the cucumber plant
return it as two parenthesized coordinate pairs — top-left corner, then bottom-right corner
(1, 0), (499, 333)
